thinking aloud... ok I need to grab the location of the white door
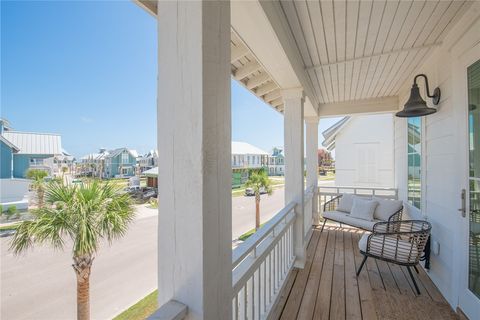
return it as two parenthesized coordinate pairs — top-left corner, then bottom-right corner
(457, 43), (480, 318)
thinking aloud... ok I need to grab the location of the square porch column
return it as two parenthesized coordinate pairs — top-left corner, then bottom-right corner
(282, 88), (306, 268)
(305, 117), (320, 225)
(156, 1), (231, 319)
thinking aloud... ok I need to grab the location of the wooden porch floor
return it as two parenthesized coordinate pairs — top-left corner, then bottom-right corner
(272, 225), (460, 320)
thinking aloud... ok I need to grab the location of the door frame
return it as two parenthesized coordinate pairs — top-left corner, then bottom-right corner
(454, 41), (480, 318)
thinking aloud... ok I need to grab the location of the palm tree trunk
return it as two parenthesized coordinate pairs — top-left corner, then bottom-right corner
(37, 186), (44, 208)
(73, 255), (93, 320)
(255, 193), (261, 230)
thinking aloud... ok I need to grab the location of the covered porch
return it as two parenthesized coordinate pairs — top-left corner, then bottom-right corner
(274, 225), (458, 320)
(136, 1), (480, 319)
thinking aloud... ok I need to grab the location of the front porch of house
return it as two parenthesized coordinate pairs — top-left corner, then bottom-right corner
(273, 225), (459, 320)
(135, 1), (480, 319)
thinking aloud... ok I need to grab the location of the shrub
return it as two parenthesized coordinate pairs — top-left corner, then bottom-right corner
(6, 205), (17, 221)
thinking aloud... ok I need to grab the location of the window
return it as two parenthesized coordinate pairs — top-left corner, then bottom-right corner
(121, 152), (129, 164)
(407, 117), (422, 209)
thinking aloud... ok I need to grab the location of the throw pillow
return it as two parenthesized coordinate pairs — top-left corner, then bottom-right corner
(372, 196), (403, 221)
(350, 198), (378, 221)
(337, 194), (355, 213)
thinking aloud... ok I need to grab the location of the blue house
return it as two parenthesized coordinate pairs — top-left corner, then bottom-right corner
(104, 148), (138, 178)
(0, 118), (63, 178)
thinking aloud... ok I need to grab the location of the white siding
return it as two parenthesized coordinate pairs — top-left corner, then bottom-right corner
(394, 7), (480, 310)
(335, 113), (394, 187)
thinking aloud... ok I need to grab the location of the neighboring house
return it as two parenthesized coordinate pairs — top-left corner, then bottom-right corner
(231, 141), (268, 187)
(80, 148), (109, 178)
(138, 149), (158, 173)
(104, 148), (138, 178)
(52, 149), (75, 175)
(322, 114), (394, 188)
(267, 147), (284, 176)
(0, 118), (63, 178)
(0, 135), (19, 179)
(143, 166), (158, 188)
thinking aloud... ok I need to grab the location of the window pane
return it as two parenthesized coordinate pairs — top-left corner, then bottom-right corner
(408, 117), (422, 209)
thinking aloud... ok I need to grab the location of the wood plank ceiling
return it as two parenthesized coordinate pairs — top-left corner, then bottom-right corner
(279, 0), (471, 104)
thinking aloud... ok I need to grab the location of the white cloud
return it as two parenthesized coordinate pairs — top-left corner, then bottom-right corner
(80, 116), (94, 123)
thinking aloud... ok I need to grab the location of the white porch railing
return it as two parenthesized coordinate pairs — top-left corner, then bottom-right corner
(318, 185), (398, 207)
(232, 202), (297, 320)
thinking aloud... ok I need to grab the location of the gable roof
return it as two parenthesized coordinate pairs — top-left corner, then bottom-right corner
(0, 135), (19, 152)
(321, 117), (351, 151)
(107, 148), (139, 159)
(2, 131), (62, 155)
(232, 141), (268, 155)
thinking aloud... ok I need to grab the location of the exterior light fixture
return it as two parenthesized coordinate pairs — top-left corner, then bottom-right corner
(396, 74), (440, 117)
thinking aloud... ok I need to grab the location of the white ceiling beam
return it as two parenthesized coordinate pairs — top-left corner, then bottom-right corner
(246, 73), (270, 89)
(318, 96), (399, 117)
(263, 89), (281, 103)
(255, 82), (277, 96)
(231, 44), (249, 62)
(306, 43), (442, 70)
(270, 97), (283, 107)
(233, 61), (262, 80)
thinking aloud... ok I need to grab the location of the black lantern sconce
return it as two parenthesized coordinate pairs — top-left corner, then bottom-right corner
(396, 74), (441, 117)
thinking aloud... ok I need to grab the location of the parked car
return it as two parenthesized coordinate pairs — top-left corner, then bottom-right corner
(124, 186), (142, 194)
(244, 187), (267, 196)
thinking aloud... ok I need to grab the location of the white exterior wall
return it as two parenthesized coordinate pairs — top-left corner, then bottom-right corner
(394, 7), (480, 311)
(335, 114), (394, 187)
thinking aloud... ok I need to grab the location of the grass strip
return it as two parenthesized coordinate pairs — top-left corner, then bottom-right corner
(113, 290), (158, 320)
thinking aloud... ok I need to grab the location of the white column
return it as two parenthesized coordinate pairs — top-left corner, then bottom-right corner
(282, 88), (305, 268)
(305, 117), (320, 225)
(157, 1), (231, 319)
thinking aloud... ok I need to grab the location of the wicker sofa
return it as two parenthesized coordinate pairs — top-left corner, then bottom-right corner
(321, 194), (404, 232)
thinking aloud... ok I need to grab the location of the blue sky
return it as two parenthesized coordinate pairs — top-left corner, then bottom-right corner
(1, 0), (341, 158)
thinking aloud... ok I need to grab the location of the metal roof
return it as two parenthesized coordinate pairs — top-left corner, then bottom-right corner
(232, 141), (268, 155)
(2, 131), (62, 155)
(143, 166), (158, 177)
(0, 135), (19, 152)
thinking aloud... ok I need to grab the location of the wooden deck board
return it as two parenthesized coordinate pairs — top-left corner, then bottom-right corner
(273, 226), (460, 320)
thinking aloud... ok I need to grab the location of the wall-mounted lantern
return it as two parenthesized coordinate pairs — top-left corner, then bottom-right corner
(396, 74), (440, 117)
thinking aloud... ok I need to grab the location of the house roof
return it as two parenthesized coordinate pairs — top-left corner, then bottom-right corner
(143, 166), (158, 177)
(0, 135), (19, 152)
(107, 148), (139, 159)
(321, 117), (351, 151)
(232, 141), (268, 155)
(2, 131), (62, 155)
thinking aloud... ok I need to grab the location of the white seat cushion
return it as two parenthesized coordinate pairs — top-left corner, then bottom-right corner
(350, 198), (378, 221)
(372, 197), (403, 221)
(322, 211), (383, 231)
(358, 233), (419, 264)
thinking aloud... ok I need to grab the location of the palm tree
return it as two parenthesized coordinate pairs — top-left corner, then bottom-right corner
(10, 181), (135, 320)
(245, 170), (273, 230)
(25, 168), (48, 208)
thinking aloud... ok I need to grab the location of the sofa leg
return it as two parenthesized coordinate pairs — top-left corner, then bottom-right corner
(414, 265), (419, 274)
(321, 219), (327, 233)
(407, 266), (421, 295)
(356, 255), (368, 276)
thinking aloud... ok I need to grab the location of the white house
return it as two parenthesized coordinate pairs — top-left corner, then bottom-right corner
(135, 1), (480, 319)
(138, 149), (158, 173)
(231, 141), (268, 169)
(322, 114), (395, 187)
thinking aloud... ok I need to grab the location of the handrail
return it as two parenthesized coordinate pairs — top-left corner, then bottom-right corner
(232, 201), (296, 268)
(318, 185), (398, 199)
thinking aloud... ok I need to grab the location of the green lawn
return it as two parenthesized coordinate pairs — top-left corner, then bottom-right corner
(232, 177), (285, 198)
(113, 290), (158, 320)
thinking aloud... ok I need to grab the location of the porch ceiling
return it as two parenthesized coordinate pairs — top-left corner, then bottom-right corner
(278, 0), (471, 105)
